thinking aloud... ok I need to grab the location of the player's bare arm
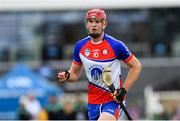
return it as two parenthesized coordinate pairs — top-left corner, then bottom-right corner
(123, 55), (142, 91)
(113, 55), (142, 103)
(58, 63), (82, 82)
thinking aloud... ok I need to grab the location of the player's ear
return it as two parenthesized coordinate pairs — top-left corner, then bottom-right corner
(103, 20), (108, 29)
(85, 22), (89, 29)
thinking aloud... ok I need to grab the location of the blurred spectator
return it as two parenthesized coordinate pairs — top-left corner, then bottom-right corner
(153, 110), (170, 120)
(59, 101), (76, 120)
(170, 103), (180, 120)
(152, 101), (170, 120)
(45, 94), (62, 120)
(37, 108), (48, 120)
(20, 92), (42, 120)
(74, 93), (88, 120)
(16, 101), (32, 120)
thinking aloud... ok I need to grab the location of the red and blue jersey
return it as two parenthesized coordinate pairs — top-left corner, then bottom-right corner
(73, 34), (133, 104)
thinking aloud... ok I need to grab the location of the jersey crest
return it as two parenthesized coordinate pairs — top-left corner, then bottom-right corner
(84, 48), (90, 56)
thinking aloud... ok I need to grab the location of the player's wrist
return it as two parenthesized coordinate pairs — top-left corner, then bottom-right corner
(120, 87), (127, 95)
(116, 87), (126, 102)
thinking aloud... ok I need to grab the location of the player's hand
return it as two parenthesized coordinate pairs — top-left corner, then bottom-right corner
(113, 87), (126, 103)
(57, 71), (70, 82)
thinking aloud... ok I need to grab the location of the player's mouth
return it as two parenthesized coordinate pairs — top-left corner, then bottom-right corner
(92, 28), (97, 32)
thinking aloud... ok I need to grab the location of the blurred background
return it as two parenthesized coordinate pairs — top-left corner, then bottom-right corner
(0, 0), (180, 120)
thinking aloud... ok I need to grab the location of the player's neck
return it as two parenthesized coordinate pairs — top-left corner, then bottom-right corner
(90, 32), (104, 44)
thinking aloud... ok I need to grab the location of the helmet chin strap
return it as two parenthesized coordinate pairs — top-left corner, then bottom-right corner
(87, 29), (104, 39)
(88, 33), (100, 39)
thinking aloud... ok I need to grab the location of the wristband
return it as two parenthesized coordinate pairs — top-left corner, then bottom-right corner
(116, 87), (126, 102)
(120, 87), (127, 95)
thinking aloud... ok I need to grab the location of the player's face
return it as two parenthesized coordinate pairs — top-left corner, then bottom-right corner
(86, 17), (107, 39)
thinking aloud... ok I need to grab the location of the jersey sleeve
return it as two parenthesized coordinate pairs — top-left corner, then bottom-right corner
(115, 41), (133, 63)
(73, 42), (82, 65)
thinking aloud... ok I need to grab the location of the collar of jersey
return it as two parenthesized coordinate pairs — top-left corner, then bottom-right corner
(90, 39), (103, 44)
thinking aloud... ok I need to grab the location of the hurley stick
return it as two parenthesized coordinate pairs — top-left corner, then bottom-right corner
(102, 67), (132, 120)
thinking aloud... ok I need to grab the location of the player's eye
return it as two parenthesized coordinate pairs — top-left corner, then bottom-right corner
(89, 20), (93, 23)
(95, 20), (101, 23)
(87, 19), (103, 24)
